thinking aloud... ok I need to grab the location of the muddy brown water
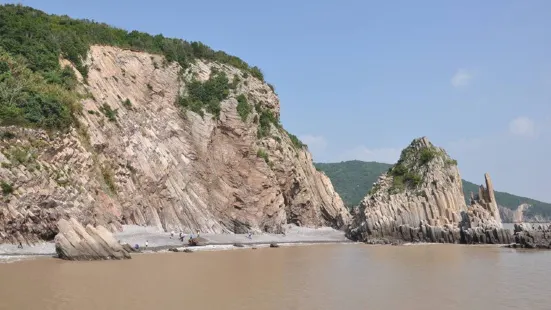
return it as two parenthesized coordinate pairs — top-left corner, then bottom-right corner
(0, 244), (550, 310)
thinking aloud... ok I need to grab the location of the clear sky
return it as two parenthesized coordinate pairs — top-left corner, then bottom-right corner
(4, 0), (551, 202)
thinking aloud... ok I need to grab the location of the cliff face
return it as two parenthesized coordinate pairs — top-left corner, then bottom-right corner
(0, 45), (349, 244)
(499, 204), (549, 223)
(347, 137), (511, 244)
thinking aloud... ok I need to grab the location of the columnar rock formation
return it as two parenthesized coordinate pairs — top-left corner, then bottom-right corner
(0, 45), (349, 244)
(347, 137), (511, 244)
(55, 218), (131, 260)
(465, 173), (503, 229)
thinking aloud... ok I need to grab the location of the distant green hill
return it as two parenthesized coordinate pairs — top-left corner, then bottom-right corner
(315, 161), (392, 208)
(315, 161), (551, 218)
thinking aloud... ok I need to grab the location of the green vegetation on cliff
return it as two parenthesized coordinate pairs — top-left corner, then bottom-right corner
(236, 94), (251, 122)
(0, 5), (264, 80)
(315, 160), (551, 218)
(178, 71), (230, 118)
(0, 4), (265, 130)
(0, 48), (79, 129)
(387, 141), (443, 193)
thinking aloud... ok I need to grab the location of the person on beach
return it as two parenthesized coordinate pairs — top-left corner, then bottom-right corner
(170, 231), (174, 239)
(196, 229), (200, 237)
(247, 232), (252, 240)
(17, 242), (23, 249)
(145, 240), (149, 249)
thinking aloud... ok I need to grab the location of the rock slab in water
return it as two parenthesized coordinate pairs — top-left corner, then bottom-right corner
(54, 218), (131, 261)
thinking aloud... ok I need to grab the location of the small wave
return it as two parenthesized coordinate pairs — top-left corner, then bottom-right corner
(0, 255), (36, 264)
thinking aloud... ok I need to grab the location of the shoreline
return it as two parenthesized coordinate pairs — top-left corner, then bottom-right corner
(2, 223), (540, 263)
(0, 224), (352, 262)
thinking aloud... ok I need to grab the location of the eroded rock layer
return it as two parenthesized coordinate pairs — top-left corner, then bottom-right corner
(0, 46), (349, 244)
(347, 137), (511, 244)
(55, 218), (131, 261)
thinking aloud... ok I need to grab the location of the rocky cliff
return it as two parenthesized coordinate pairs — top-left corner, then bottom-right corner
(347, 137), (511, 244)
(498, 204), (550, 223)
(0, 45), (349, 244)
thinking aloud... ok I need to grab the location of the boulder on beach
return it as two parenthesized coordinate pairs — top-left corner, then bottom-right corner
(270, 243), (279, 248)
(233, 243), (245, 247)
(54, 218), (131, 261)
(188, 237), (208, 246)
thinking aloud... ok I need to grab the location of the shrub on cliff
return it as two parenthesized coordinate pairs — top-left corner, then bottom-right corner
(99, 103), (118, 122)
(0, 4), (270, 131)
(0, 48), (78, 130)
(236, 94), (251, 122)
(257, 107), (279, 138)
(287, 131), (305, 149)
(419, 147), (440, 165)
(178, 72), (229, 118)
(257, 149), (269, 164)
(1, 180), (13, 195)
(0, 4), (266, 81)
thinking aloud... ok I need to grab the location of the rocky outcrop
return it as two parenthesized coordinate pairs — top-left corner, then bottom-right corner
(54, 217), (131, 260)
(347, 137), (511, 244)
(507, 223), (551, 249)
(464, 173), (503, 229)
(0, 45), (349, 244)
(499, 206), (516, 223)
(499, 204), (547, 223)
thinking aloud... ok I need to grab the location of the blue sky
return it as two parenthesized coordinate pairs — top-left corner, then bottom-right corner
(5, 0), (551, 202)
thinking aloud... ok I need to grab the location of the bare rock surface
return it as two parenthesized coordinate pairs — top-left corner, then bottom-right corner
(54, 217), (131, 260)
(347, 137), (511, 244)
(0, 45), (349, 245)
(506, 223), (551, 249)
(499, 203), (548, 223)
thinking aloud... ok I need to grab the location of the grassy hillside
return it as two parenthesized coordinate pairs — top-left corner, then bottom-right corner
(315, 161), (551, 217)
(315, 161), (391, 207)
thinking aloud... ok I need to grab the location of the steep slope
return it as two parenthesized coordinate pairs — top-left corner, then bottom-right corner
(347, 137), (511, 244)
(316, 161), (551, 221)
(0, 7), (349, 244)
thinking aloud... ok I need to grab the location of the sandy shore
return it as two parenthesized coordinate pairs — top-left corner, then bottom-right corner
(0, 224), (351, 262)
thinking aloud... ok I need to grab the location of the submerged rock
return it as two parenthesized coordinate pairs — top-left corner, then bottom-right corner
(347, 137), (511, 245)
(54, 218), (131, 261)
